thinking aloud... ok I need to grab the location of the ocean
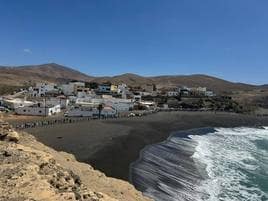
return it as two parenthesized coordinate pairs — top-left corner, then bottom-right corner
(130, 127), (268, 201)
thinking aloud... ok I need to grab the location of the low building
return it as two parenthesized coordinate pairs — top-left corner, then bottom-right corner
(110, 85), (118, 93)
(66, 106), (96, 117)
(104, 97), (134, 112)
(180, 89), (190, 96)
(118, 83), (131, 99)
(139, 101), (156, 110)
(75, 95), (134, 112)
(98, 84), (111, 93)
(117, 84), (128, 94)
(29, 83), (57, 97)
(167, 91), (179, 97)
(133, 95), (142, 102)
(75, 85), (89, 95)
(15, 104), (61, 116)
(46, 96), (69, 109)
(61, 82), (85, 96)
(0, 97), (3, 106)
(141, 84), (155, 93)
(189, 87), (207, 96)
(66, 105), (116, 117)
(205, 91), (215, 97)
(3, 98), (35, 109)
(101, 106), (117, 117)
(139, 92), (152, 96)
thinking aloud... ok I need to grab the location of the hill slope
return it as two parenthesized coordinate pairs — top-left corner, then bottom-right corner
(0, 63), (261, 94)
(0, 120), (151, 201)
(151, 74), (257, 92)
(0, 63), (93, 86)
(92, 74), (257, 93)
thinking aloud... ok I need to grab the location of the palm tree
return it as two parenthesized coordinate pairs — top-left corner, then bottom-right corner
(98, 104), (104, 119)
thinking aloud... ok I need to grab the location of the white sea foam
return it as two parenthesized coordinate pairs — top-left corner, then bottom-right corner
(191, 127), (268, 201)
(131, 127), (268, 201)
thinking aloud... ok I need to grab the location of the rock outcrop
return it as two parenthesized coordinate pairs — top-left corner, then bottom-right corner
(0, 119), (151, 201)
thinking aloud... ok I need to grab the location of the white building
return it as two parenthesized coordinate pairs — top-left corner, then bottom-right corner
(75, 95), (134, 112)
(66, 105), (116, 117)
(205, 91), (215, 97)
(102, 106), (117, 117)
(139, 92), (152, 96)
(46, 97), (69, 109)
(15, 104), (61, 116)
(66, 106), (96, 117)
(29, 83), (57, 97)
(167, 91), (179, 97)
(3, 98), (35, 109)
(61, 82), (85, 96)
(139, 101), (156, 110)
(104, 97), (134, 112)
(0, 97), (3, 106)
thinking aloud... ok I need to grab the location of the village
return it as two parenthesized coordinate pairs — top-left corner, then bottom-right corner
(0, 80), (219, 118)
(0, 80), (246, 122)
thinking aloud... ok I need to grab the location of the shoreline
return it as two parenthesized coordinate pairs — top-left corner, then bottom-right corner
(129, 126), (268, 201)
(8, 111), (268, 181)
(129, 127), (216, 183)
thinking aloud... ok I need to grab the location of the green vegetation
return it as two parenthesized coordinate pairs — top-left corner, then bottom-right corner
(0, 85), (23, 96)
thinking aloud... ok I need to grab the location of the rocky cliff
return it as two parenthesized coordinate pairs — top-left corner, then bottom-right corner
(0, 119), (151, 201)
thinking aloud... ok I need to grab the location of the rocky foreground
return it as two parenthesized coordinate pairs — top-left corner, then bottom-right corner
(0, 119), (151, 201)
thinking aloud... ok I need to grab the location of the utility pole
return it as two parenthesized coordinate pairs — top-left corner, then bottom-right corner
(44, 97), (47, 117)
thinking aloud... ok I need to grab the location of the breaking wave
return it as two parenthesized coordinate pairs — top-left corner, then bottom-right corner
(130, 127), (268, 201)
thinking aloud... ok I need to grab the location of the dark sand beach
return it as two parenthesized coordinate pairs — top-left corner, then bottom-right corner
(18, 111), (268, 181)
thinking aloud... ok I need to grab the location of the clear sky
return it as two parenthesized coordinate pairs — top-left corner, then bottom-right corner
(0, 0), (268, 84)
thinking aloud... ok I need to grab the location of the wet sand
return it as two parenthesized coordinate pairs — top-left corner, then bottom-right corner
(20, 111), (268, 181)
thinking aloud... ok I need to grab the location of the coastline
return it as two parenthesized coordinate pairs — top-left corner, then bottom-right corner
(11, 111), (268, 181)
(129, 126), (268, 201)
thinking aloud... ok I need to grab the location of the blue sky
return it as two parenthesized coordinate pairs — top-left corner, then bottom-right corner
(0, 0), (268, 84)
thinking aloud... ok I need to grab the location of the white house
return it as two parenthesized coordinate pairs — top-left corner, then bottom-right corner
(167, 91), (179, 97)
(139, 101), (156, 110)
(46, 97), (69, 109)
(205, 91), (215, 97)
(29, 83), (57, 97)
(103, 97), (134, 112)
(0, 97), (3, 106)
(66, 106), (96, 117)
(101, 106), (117, 117)
(75, 95), (134, 112)
(66, 105), (116, 117)
(139, 92), (152, 96)
(3, 98), (35, 109)
(15, 104), (61, 116)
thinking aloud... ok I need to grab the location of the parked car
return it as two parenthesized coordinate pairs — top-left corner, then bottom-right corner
(128, 112), (136, 117)
(0, 106), (8, 112)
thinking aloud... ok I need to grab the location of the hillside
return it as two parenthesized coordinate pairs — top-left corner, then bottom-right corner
(0, 63), (262, 94)
(0, 63), (93, 86)
(150, 74), (257, 93)
(0, 119), (151, 201)
(92, 73), (155, 86)
(92, 73), (257, 93)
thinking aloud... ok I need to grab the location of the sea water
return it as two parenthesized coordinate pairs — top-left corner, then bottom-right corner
(130, 127), (268, 201)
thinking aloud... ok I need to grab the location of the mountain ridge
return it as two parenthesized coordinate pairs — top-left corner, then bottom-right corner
(0, 63), (262, 93)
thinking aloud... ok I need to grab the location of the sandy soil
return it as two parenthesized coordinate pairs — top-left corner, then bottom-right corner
(0, 118), (151, 201)
(14, 111), (268, 181)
